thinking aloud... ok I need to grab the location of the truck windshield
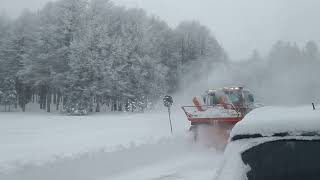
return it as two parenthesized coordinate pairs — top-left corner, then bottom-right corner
(224, 91), (241, 104)
(241, 140), (320, 180)
(208, 95), (219, 105)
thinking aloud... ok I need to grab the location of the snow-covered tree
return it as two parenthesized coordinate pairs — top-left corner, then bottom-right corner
(0, 78), (17, 112)
(0, 0), (227, 114)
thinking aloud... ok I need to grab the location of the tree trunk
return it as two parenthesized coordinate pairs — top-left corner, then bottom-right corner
(56, 93), (61, 111)
(110, 99), (113, 111)
(63, 96), (67, 107)
(95, 96), (101, 112)
(21, 92), (26, 112)
(40, 86), (47, 110)
(20, 85), (26, 112)
(47, 92), (51, 113)
(96, 98), (100, 112)
(53, 93), (57, 104)
(125, 100), (129, 112)
(89, 97), (93, 113)
(40, 94), (44, 110)
(40, 95), (43, 109)
(113, 99), (117, 111)
(41, 85), (47, 111)
(118, 102), (122, 112)
(42, 94), (46, 110)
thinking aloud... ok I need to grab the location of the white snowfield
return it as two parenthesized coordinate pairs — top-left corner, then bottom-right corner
(231, 106), (320, 137)
(0, 110), (222, 180)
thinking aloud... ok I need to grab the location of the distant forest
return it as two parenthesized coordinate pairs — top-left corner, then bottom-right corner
(0, 0), (226, 114)
(1, 0), (319, 114)
(230, 41), (320, 105)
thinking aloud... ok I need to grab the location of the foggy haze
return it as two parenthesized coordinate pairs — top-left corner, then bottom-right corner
(1, 0), (320, 59)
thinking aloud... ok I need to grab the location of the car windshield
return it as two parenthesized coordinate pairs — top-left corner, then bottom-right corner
(241, 139), (320, 180)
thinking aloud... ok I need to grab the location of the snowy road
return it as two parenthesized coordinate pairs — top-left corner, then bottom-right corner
(0, 111), (223, 180)
(0, 139), (221, 180)
(108, 148), (222, 180)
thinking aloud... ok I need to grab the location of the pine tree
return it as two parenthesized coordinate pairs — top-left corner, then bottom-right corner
(0, 0), (227, 114)
(0, 78), (17, 112)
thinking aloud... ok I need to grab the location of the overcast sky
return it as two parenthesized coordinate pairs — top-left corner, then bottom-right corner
(1, 0), (320, 59)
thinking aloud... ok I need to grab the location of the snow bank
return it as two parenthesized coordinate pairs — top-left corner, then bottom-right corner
(231, 106), (320, 137)
(0, 111), (188, 173)
(0, 135), (197, 180)
(0, 111), (224, 180)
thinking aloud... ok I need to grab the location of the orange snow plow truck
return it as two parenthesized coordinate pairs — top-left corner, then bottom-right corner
(181, 86), (256, 145)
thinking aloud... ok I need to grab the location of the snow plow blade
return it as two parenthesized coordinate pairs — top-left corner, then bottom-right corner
(181, 105), (243, 124)
(182, 105), (244, 147)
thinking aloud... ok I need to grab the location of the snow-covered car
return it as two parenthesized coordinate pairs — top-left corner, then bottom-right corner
(214, 106), (320, 180)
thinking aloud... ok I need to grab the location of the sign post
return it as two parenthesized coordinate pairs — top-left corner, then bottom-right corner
(163, 95), (173, 134)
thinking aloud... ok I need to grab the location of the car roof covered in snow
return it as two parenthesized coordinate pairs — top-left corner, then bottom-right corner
(230, 106), (320, 141)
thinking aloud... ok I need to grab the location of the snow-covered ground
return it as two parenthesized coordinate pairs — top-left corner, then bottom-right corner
(0, 110), (223, 180)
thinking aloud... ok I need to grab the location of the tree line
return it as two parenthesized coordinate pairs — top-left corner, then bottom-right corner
(0, 0), (226, 114)
(229, 40), (320, 105)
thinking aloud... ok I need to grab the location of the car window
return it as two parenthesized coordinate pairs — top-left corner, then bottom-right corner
(241, 140), (320, 180)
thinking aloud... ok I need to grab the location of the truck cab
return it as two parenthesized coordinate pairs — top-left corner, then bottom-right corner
(203, 86), (255, 116)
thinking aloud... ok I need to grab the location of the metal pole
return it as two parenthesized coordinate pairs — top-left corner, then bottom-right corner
(168, 107), (173, 134)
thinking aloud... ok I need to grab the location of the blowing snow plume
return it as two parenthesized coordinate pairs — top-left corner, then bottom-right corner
(228, 41), (320, 106)
(174, 41), (320, 107)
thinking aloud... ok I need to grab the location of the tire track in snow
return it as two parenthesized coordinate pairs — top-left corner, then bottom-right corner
(107, 142), (223, 180)
(0, 137), (215, 180)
